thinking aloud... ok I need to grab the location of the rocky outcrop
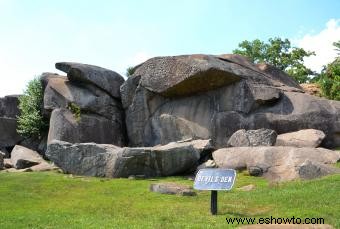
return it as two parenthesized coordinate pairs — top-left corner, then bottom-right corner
(212, 146), (340, 181)
(10, 145), (46, 169)
(227, 129), (277, 147)
(121, 54), (340, 148)
(46, 139), (213, 178)
(55, 62), (124, 99)
(48, 108), (125, 146)
(0, 95), (23, 148)
(275, 129), (326, 147)
(43, 62), (126, 146)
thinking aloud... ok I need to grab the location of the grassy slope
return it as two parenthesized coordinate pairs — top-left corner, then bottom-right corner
(0, 170), (339, 229)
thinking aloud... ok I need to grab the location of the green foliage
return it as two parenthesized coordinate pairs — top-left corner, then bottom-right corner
(67, 102), (81, 121)
(17, 77), (48, 138)
(0, 171), (339, 228)
(126, 66), (135, 77)
(233, 37), (315, 83)
(318, 41), (340, 101)
(319, 57), (340, 100)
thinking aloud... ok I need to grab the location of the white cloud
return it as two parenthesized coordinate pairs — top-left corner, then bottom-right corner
(296, 19), (340, 73)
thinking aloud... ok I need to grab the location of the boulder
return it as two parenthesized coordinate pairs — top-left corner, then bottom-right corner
(11, 145), (45, 169)
(227, 129), (277, 147)
(149, 183), (196, 196)
(213, 147), (340, 181)
(48, 108), (125, 146)
(55, 62), (125, 99)
(275, 129), (326, 147)
(297, 160), (338, 179)
(0, 95), (23, 148)
(0, 117), (24, 147)
(121, 54), (340, 148)
(0, 95), (20, 118)
(43, 75), (123, 119)
(46, 139), (212, 178)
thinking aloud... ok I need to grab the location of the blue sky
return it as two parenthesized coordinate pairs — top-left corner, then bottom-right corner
(0, 0), (339, 96)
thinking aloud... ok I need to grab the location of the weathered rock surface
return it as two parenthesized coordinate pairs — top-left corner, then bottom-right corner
(122, 54), (340, 148)
(43, 69), (126, 146)
(46, 139), (212, 178)
(0, 95), (20, 117)
(275, 129), (326, 147)
(149, 183), (196, 196)
(43, 75), (123, 119)
(227, 128), (277, 147)
(11, 145), (45, 169)
(213, 147), (340, 181)
(0, 95), (23, 148)
(55, 62), (125, 99)
(48, 108), (125, 146)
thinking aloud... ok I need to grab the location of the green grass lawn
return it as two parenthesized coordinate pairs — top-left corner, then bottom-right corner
(0, 170), (339, 229)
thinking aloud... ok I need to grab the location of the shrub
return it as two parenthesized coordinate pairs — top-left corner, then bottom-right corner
(319, 57), (340, 101)
(17, 76), (48, 138)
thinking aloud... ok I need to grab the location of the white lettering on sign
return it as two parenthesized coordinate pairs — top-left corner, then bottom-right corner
(196, 175), (233, 183)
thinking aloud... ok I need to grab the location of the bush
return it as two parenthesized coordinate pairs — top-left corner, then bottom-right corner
(17, 76), (48, 138)
(319, 58), (340, 101)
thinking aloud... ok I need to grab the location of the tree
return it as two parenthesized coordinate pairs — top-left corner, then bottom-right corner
(233, 37), (315, 83)
(318, 40), (340, 101)
(17, 76), (49, 138)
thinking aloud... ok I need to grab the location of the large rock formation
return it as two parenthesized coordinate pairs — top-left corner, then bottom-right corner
(212, 147), (340, 181)
(121, 54), (340, 148)
(46, 139), (213, 178)
(43, 62), (126, 146)
(0, 95), (23, 148)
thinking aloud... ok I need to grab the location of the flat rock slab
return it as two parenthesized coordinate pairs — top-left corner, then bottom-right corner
(11, 145), (45, 169)
(275, 129), (326, 148)
(46, 139), (213, 178)
(239, 224), (334, 229)
(149, 183), (196, 196)
(213, 147), (340, 182)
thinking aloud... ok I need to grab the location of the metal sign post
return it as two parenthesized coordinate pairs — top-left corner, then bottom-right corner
(194, 168), (236, 215)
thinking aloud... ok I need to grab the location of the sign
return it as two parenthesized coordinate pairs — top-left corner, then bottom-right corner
(194, 168), (236, 191)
